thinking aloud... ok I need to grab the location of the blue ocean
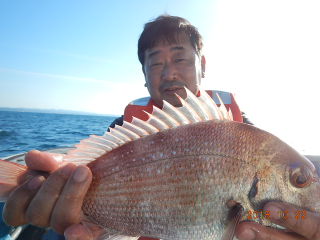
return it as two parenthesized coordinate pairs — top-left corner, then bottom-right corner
(0, 111), (118, 159)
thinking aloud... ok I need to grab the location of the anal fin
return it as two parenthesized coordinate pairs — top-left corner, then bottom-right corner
(80, 214), (140, 240)
(105, 236), (139, 240)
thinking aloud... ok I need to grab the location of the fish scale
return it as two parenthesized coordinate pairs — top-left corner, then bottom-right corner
(82, 121), (259, 239)
(1, 87), (320, 240)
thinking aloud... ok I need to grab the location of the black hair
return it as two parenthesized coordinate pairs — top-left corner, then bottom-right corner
(138, 15), (203, 66)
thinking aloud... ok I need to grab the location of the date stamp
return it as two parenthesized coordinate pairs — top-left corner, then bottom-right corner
(246, 211), (306, 220)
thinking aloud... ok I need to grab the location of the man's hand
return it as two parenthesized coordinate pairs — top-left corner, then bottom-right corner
(236, 202), (320, 240)
(2, 150), (94, 239)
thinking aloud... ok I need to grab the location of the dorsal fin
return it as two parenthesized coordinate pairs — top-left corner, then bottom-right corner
(183, 87), (211, 121)
(175, 94), (202, 123)
(197, 86), (223, 120)
(162, 100), (190, 125)
(64, 89), (233, 165)
(144, 111), (170, 130)
(228, 108), (233, 121)
(131, 117), (159, 134)
(109, 128), (131, 142)
(216, 93), (232, 121)
(122, 121), (149, 137)
(151, 105), (180, 128)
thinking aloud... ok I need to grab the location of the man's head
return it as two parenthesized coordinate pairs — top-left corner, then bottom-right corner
(138, 15), (206, 107)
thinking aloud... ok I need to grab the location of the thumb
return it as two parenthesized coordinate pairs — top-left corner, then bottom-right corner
(25, 150), (66, 172)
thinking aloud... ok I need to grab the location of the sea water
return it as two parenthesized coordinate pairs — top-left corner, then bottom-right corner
(0, 111), (118, 159)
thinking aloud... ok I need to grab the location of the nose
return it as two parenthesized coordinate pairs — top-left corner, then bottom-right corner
(161, 62), (177, 81)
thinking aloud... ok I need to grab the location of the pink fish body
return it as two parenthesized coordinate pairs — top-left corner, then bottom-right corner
(1, 87), (320, 240)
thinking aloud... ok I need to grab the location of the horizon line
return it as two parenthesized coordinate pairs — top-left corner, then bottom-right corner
(0, 68), (136, 86)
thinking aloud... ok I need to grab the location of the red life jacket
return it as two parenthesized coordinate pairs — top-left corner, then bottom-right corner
(124, 90), (242, 240)
(124, 90), (243, 123)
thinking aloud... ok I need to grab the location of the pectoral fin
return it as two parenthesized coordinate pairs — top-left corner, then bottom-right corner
(221, 204), (244, 240)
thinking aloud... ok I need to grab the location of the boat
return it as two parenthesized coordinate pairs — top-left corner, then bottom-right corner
(2, 148), (75, 240)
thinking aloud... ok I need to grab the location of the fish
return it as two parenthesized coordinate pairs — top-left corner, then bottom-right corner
(1, 87), (320, 240)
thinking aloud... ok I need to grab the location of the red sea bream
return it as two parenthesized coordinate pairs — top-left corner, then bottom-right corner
(1, 87), (320, 240)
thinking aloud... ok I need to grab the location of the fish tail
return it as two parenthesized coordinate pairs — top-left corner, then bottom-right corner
(0, 159), (28, 202)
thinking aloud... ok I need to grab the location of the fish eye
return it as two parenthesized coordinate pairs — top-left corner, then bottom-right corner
(289, 163), (312, 188)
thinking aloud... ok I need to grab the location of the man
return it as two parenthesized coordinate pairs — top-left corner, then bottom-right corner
(3, 15), (320, 240)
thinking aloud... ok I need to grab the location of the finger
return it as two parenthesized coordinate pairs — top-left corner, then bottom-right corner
(235, 221), (306, 240)
(25, 163), (76, 228)
(3, 176), (45, 226)
(25, 150), (65, 172)
(64, 224), (94, 240)
(50, 165), (92, 235)
(264, 202), (320, 239)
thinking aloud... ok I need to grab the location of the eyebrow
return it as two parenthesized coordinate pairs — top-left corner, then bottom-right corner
(147, 46), (185, 59)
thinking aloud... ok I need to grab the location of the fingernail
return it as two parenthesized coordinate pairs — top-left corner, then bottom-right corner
(61, 164), (75, 178)
(237, 228), (256, 240)
(28, 176), (46, 190)
(266, 203), (282, 222)
(73, 166), (88, 182)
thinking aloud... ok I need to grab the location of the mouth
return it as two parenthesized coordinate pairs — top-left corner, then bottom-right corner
(163, 87), (183, 93)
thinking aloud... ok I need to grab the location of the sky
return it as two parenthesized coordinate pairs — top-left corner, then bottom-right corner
(0, 0), (319, 155)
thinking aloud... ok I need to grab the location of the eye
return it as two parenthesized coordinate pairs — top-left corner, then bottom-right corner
(175, 59), (185, 62)
(289, 163), (312, 188)
(150, 62), (161, 67)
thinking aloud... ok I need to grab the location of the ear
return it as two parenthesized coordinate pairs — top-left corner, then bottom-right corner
(201, 55), (206, 78)
(142, 66), (147, 87)
(142, 66), (146, 77)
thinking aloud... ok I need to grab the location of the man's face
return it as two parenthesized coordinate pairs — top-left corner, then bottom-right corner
(143, 33), (206, 107)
